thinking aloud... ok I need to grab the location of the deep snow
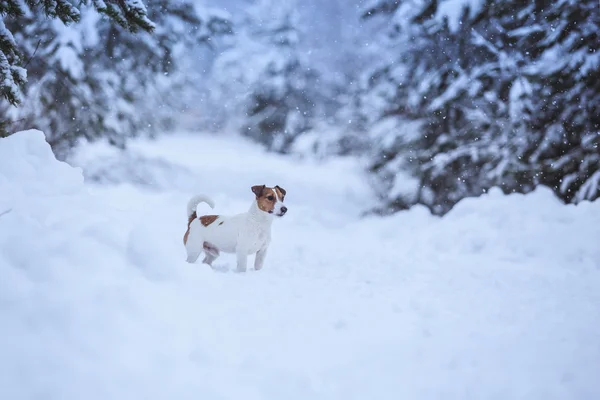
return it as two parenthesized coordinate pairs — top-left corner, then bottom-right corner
(1, 130), (600, 400)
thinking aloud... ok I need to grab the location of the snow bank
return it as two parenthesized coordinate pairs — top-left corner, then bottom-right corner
(1, 130), (600, 400)
(0, 131), (143, 399)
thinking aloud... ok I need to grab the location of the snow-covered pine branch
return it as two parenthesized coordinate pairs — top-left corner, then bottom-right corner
(1, 1), (232, 158)
(359, 0), (599, 215)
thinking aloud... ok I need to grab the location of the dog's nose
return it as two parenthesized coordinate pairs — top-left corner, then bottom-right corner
(281, 206), (287, 214)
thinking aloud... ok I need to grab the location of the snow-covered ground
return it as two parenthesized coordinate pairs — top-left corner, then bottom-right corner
(1, 130), (600, 400)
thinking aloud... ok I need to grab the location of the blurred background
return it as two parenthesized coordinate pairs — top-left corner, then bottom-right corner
(1, 0), (599, 215)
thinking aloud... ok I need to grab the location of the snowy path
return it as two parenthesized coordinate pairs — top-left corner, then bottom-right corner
(2, 131), (600, 400)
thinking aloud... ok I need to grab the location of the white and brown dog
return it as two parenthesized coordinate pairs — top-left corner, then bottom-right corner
(183, 185), (287, 272)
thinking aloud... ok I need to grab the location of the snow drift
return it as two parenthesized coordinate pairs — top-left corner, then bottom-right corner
(1, 130), (599, 400)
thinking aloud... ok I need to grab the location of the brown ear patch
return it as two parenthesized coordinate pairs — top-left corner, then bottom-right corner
(251, 185), (265, 197)
(256, 187), (277, 213)
(275, 185), (286, 200)
(199, 215), (219, 226)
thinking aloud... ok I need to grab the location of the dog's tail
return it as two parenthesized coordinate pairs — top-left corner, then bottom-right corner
(187, 195), (215, 219)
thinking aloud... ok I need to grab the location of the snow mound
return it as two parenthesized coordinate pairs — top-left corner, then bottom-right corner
(1, 130), (600, 400)
(0, 129), (83, 199)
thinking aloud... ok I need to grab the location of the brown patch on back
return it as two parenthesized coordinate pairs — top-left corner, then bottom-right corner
(255, 187), (277, 213)
(183, 212), (219, 245)
(199, 215), (219, 226)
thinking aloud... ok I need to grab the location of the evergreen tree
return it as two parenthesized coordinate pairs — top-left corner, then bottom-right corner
(211, 0), (322, 153)
(524, 0), (600, 204)
(0, 0), (154, 106)
(1, 1), (232, 158)
(361, 0), (599, 215)
(0, 15), (26, 106)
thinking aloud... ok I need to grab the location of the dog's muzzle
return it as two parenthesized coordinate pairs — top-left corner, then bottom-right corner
(277, 206), (287, 217)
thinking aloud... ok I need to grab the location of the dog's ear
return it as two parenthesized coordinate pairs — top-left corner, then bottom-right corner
(275, 185), (286, 197)
(251, 185), (265, 197)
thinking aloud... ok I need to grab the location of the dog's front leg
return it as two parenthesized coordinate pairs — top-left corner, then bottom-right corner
(254, 246), (268, 271)
(236, 245), (248, 273)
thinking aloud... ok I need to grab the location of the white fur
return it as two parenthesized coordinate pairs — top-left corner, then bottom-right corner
(272, 189), (285, 216)
(186, 195), (215, 217)
(185, 193), (286, 272)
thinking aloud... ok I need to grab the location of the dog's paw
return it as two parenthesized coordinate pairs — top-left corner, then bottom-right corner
(186, 252), (200, 263)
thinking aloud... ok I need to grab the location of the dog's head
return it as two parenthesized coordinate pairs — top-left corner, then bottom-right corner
(251, 184), (287, 217)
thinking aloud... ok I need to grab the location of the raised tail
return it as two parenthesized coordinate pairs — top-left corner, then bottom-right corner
(186, 195), (216, 219)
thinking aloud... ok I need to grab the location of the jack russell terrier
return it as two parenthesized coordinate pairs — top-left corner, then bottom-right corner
(183, 185), (287, 272)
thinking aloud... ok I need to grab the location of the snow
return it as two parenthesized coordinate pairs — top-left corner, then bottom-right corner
(0, 18), (27, 102)
(436, 0), (484, 32)
(2, 130), (600, 399)
(428, 73), (470, 111)
(124, 0), (156, 30)
(576, 170), (600, 203)
(52, 19), (85, 79)
(0, 19), (18, 49)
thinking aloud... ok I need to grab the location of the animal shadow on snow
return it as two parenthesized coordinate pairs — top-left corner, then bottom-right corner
(209, 263), (230, 273)
(207, 262), (262, 274)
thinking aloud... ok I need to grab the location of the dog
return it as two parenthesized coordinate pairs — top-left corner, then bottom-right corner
(183, 184), (287, 272)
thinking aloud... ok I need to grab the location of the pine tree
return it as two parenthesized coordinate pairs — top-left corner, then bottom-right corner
(0, 119), (8, 137)
(0, 16), (26, 106)
(0, 0), (155, 106)
(361, 0), (599, 215)
(522, 0), (600, 204)
(1, 1), (232, 158)
(210, 0), (322, 153)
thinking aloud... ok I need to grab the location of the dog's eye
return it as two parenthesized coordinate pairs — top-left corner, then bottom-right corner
(267, 195), (275, 201)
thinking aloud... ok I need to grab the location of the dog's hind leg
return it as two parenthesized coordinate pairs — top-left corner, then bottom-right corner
(185, 238), (203, 263)
(202, 253), (217, 266)
(202, 242), (220, 266)
(184, 223), (205, 264)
